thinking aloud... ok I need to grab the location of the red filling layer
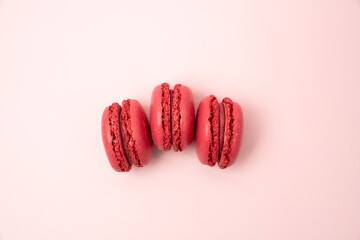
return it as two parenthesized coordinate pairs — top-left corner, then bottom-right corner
(109, 103), (131, 172)
(170, 89), (173, 145)
(172, 84), (183, 152)
(208, 95), (220, 166)
(161, 83), (172, 151)
(121, 100), (141, 167)
(218, 98), (234, 169)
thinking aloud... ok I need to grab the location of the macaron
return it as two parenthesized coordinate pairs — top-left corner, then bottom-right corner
(195, 95), (244, 169)
(150, 83), (195, 152)
(101, 100), (153, 172)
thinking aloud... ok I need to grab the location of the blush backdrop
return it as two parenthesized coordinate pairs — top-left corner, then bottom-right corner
(0, 0), (360, 239)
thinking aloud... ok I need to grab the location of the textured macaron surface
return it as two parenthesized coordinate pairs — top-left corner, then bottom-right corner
(171, 84), (182, 152)
(101, 103), (131, 172)
(161, 84), (172, 150)
(208, 95), (220, 166)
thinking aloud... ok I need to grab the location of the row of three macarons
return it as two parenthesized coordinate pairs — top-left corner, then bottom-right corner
(101, 83), (244, 172)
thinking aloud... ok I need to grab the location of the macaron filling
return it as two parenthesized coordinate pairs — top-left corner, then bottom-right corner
(172, 84), (183, 152)
(161, 83), (172, 151)
(218, 97), (234, 169)
(170, 88), (173, 145)
(108, 103), (131, 172)
(218, 101), (225, 159)
(121, 100), (142, 167)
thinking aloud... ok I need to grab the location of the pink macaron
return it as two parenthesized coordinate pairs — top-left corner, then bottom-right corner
(195, 95), (244, 169)
(101, 100), (153, 172)
(150, 83), (195, 152)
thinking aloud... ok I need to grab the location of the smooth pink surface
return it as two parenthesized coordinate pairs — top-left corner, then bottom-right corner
(101, 106), (119, 170)
(1, 0), (360, 240)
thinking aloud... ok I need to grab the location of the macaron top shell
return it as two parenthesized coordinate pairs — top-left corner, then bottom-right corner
(122, 99), (153, 167)
(172, 84), (195, 152)
(150, 83), (171, 151)
(101, 103), (131, 172)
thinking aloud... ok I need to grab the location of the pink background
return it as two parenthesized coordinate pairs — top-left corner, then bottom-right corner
(1, 0), (360, 239)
